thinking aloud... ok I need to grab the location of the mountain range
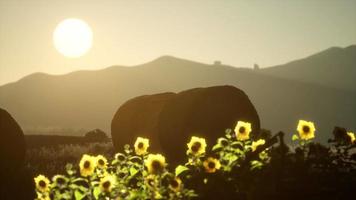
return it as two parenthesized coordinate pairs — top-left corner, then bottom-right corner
(0, 45), (355, 142)
(260, 45), (356, 91)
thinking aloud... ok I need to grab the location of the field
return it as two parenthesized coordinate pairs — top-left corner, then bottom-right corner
(25, 135), (113, 177)
(28, 124), (356, 200)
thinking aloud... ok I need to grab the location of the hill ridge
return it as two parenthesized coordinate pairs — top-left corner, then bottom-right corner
(261, 45), (356, 91)
(0, 46), (355, 143)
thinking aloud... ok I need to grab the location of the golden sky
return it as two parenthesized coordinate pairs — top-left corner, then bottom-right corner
(1, 0), (356, 85)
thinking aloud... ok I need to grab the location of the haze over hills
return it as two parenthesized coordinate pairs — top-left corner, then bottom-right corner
(0, 46), (355, 142)
(260, 45), (356, 91)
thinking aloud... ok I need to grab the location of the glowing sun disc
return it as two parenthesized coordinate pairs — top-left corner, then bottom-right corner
(53, 18), (93, 58)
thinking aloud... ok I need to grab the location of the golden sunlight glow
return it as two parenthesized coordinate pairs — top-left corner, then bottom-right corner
(53, 18), (93, 58)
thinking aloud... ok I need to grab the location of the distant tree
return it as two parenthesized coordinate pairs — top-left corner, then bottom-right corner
(253, 63), (260, 70)
(84, 129), (108, 142)
(214, 60), (222, 66)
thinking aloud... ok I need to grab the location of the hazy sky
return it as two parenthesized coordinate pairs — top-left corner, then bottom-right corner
(1, 0), (356, 85)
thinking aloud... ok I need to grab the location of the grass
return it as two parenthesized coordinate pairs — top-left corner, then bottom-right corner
(25, 135), (110, 148)
(26, 141), (114, 177)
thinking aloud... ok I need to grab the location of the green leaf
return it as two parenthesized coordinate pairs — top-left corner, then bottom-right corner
(129, 156), (142, 163)
(65, 163), (73, 171)
(250, 160), (263, 170)
(292, 134), (299, 141)
(212, 144), (223, 152)
(124, 144), (131, 154)
(227, 154), (238, 163)
(74, 190), (85, 200)
(225, 129), (232, 138)
(93, 187), (101, 200)
(72, 177), (87, 183)
(78, 186), (88, 193)
(91, 181), (100, 187)
(111, 160), (118, 165)
(259, 151), (269, 160)
(129, 167), (139, 176)
(60, 191), (72, 199)
(175, 165), (189, 176)
(65, 164), (75, 176)
(231, 141), (243, 149)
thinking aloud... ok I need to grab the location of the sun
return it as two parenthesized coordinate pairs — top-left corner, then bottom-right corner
(53, 18), (93, 58)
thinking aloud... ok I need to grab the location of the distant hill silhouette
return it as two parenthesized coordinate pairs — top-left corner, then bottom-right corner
(0, 46), (355, 142)
(260, 45), (356, 91)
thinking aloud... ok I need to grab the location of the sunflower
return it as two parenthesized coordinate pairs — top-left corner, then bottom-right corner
(134, 137), (150, 155)
(218, 138), (229, 147)
(79, 154), (97, 177)
(297, 120), (316, 140)
(144, 174), (157, 188)
(34, 174), (50, 193)
(114, 153), (126, 162)
(347, 132), (355, 144)
(145, 154), (167, 174)
(234, 121), (252, 141)
(96, 155), (108, 169)
(187, 136), (207, 156)
(169, 177), (182, 192)
(203, 157), (221, 173)
(100, 174), (117, 193)
(117, 171), (127, 179)
(251, 139), (266, 152)
(52, 175), (67, 187)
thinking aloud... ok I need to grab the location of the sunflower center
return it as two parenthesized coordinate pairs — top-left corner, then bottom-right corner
(98, 159), (105, 166)
(84, 161), (91, 169)
(102, 181), (111, 189)
(118, 172), (126, 178)
(117, 155), (125, 161)
(151, 160), (163, 172)
(208, 161), (216, 169)
(39, 180), (46, 188)
(138, 142), (144, 149)
(191, 142), (201, 152)
(56, 177), (65, 185)
(302, 125), (310, 133)
(170, 179), (179, 188)
(147, 178), (154, 186)
(239, 126), (246, 134)
(220, 139), (228, 146)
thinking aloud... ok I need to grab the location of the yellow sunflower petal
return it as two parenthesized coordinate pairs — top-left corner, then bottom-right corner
(169, 177), (182, 192)
(134, 137), (150, 155)
(203, 157), (221, 173)
(297, 120), (316, 140)
(79, 154), (97, 177)
(100, 174), (116, 193)
(187, 136), (207, 156)
(235, 121), (252, 141)
(145, 154), (167, 174)
(347, 132), (355, 144)
(96, 155), (108, 169)
(34, 174), (50, 193)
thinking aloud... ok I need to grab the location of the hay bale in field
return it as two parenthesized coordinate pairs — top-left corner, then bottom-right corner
(111, 92), (176, 153)
(158, 85), (260, 164)
(111, 86), (260, 164)
(0, 108), (35, 200)
(0, 108), (26, 173)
